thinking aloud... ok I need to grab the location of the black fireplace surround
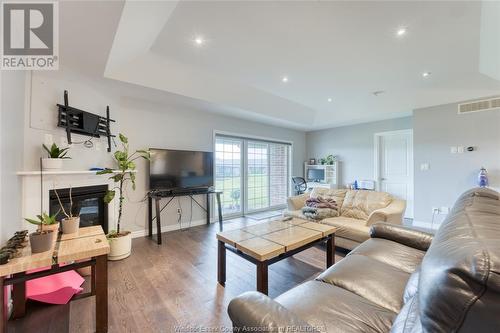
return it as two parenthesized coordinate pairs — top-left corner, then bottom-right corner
(49, 185), (108, 233)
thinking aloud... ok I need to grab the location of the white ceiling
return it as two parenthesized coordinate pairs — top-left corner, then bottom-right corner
(63, 1), (500, 131)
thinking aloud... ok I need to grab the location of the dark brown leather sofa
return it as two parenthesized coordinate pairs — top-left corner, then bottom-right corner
(227, 188), (500, 332)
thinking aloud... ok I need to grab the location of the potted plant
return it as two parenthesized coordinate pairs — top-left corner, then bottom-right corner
(25, 213), (57, 253)
(97, 133), (150, 260)
(42, 143), (71, 170)
(54, 187), (80, 234)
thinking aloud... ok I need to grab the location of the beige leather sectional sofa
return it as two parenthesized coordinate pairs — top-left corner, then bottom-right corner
(286, 188), (406, 249)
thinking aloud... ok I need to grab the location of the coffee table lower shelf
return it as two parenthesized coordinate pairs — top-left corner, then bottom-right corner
(217, 234), (335, 295)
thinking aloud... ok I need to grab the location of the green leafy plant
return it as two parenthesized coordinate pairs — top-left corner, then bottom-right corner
(97, 133), (150, 237)
(24, 212), (58, 233)
(320, 155), (337, 165)
(42, 143), (71, 159)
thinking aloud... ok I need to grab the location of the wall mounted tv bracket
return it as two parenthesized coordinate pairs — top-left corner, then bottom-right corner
(57, 90), (115, 152)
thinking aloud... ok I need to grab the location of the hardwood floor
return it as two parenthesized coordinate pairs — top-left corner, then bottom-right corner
(9, 218), (346, 333)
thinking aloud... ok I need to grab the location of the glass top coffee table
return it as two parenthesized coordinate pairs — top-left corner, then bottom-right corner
(216, 217), (337, 295)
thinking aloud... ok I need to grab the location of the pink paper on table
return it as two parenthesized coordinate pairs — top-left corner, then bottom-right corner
(26, 268), (85, 305)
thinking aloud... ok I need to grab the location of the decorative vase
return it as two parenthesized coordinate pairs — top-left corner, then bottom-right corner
(478, 167), (489, 187)
(29, 231), (54, 253)
(42, 158), (63, 171)
(61, 217), (80, 234)
(108, 232), (132, 261)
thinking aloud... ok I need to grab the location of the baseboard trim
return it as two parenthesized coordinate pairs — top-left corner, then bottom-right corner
(130, 218), (211, 239)
(412, 220), (440, 230)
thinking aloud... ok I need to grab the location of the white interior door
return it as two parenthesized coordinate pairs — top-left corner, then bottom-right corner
(375, 130), (414, 218)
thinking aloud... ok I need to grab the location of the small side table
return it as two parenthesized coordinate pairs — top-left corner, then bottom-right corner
(0, 226), (110, 333)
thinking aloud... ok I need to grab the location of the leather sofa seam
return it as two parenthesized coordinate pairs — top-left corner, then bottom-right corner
(453, 210), (491, 332)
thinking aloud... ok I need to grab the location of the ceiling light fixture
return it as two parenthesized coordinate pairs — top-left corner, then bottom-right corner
(194, 36), (205, 46)
(282, 76), (289, 83)
(396, 27), (407, 37)
(422, 72), (431, 78)
(327, 98), (333, 102)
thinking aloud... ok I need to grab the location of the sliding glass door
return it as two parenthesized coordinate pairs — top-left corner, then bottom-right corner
(215, 137), (243, 217)
(215, 135), (290, 218)
(247, 142), (270, 212)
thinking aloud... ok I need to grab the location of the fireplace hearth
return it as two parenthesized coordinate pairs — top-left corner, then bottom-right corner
(49, 185), (108, 233)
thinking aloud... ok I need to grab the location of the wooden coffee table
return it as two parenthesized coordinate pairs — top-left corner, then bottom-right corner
(216, 218), (336, 295)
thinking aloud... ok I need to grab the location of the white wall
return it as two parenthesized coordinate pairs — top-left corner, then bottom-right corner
(413, 101), (500, 226)
(1, 71), (26, 242)
(306, 117), (413, 187)
(22, 69), (306, 233)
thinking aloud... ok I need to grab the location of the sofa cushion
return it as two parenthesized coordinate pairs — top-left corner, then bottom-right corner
(275, 280), (396, 333)
(341, 190), (392, 220)
(349, 238), (425, 274)
(316, 254), (409, 313)
(322, 216), (370, 243)
(283, 209), (304, 219)
(309, 188), (347, 208)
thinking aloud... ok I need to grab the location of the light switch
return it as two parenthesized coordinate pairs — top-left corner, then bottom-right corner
(457, 146), (464, 154)
(420, 163), (430, 171)
(450, 146), (457, 154)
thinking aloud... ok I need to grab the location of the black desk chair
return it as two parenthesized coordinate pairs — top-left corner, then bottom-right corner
(292, 177), (307, 195)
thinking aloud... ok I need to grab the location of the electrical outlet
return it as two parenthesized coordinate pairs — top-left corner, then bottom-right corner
(440, 206), (450, 214)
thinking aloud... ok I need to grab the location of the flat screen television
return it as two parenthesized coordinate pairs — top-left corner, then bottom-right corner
(149, 148), (213, 190)
(307, 168), (325, 182)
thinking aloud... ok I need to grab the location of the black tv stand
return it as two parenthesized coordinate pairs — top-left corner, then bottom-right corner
(147, 188), (223, 245)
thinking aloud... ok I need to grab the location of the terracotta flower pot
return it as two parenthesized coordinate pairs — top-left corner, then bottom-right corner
(108, 232), (132, 261)
(61, 217), (80, 234)
(29, 231), (54, 253)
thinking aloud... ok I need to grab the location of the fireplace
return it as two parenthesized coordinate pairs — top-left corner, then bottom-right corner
(49, 185), (108, 233)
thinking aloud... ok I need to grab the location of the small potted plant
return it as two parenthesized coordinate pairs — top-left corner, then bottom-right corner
(54, 187), (80, 234)
(25, 213), (57, 253)
(42, 143), (71, 170)
(97, 133), (150, 260)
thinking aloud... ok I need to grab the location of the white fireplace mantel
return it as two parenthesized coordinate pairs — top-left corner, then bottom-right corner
(17, 170), (125, 232)
(17, 170), (134, 176)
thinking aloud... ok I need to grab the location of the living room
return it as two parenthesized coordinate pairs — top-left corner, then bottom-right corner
(0, 1), (499, 332)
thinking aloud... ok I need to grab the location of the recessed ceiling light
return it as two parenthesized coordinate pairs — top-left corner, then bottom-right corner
(396, 27), (407, 37)
(194, 36), (205, 46)
(327, 98), (333, 102)
(422, 72), (431, 78)
(281, 76), (289, 83)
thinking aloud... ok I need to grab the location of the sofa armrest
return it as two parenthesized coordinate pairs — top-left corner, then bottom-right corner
(228, 291), (316, 332)
(366, 199), (406, 226)
(369, 222), (434, 251)
(287, 193), (309, 210)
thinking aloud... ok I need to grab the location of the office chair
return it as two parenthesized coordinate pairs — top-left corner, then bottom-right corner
(292, 177), (307, 195)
